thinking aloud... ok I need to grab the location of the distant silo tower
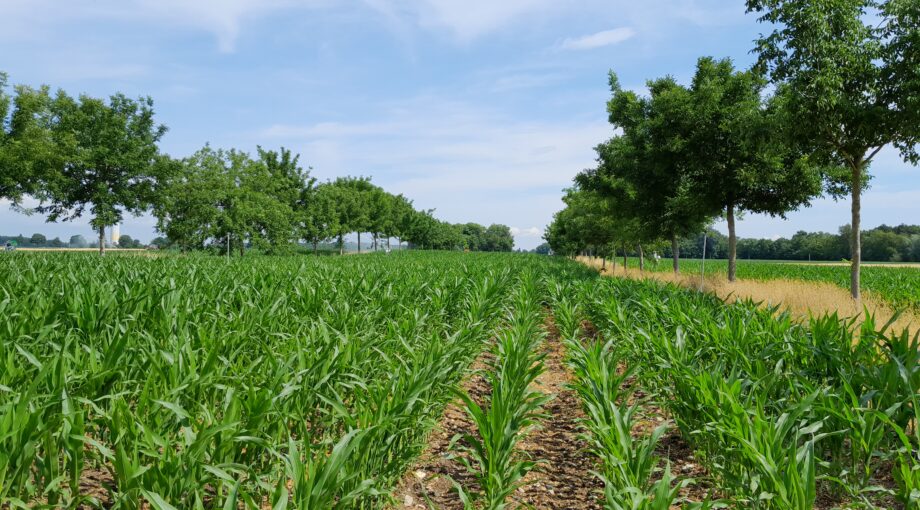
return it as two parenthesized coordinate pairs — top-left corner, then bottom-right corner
(112, 224), (121, 246)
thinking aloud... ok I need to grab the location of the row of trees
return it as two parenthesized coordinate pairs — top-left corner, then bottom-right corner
(546, 0), (919, 300)
(0, 72), (514, 255)
(1, 233), (149, 249)
(153, 145), (513, 254)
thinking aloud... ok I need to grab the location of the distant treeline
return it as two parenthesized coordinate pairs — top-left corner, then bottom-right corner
(0, 74), (514, 255)
(668, 224), (920, 263)
(2, 233), (149, 249)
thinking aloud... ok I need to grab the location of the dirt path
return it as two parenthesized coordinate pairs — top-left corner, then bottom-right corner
(511, 318), (604, 510)
(391, 317), (604, 510)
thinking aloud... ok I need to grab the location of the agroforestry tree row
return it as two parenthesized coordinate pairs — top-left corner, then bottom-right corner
(0, 72), (515, 255)
(546, 0), (920, 300)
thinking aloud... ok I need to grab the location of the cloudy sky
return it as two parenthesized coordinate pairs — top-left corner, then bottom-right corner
(1, 0), (917, 249)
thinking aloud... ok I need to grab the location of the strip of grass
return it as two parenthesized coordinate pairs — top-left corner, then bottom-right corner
(622, 257), (920, 311)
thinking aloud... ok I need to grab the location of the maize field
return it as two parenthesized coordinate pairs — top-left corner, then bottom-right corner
(2, 251), (919, 509)
(550, 275), (920, 509)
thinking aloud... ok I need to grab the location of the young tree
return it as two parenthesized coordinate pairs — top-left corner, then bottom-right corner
(544, 206), (579, 257)
(405, 210), (460, 250)
(545, 186), (620, 263)
(69, 234), (87, 248)
(483, 224), (514, 252)
(33, 91), (167, 255)
(118, 235), (137, 248)
(577, 136), (655, 271)
(300, 182), (340, 253)
(257, 146), (314, 251)
(747, 0), (920, 299)
(460, 223), (487, 251)
(367, 187), (393, 250)
(30, 233), (46, 246)
(154, 148), (229, 251)
(154, 147), (294, 255)
(685, 57), (822, 281)
(331, 177), (373, 253)
(390, 194), (415, 249)
(606, 73), (714, 273)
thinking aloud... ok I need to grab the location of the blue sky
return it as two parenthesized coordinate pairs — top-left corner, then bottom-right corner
(1, 0), (918, 249)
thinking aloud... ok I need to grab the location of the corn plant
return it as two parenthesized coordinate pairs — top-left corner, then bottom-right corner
(564, 331), (689, 510)
(566, 273), (920, 508)
(1, 251), (578, 509)
(450, 274), (550, 510)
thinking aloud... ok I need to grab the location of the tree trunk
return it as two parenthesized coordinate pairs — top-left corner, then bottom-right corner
(373, 234), (378, 251)
(672, 235), (679, 274)
(622, 243), (627, 272)
(611, 249), (617, 272)
(387, 237), (391, 250)
(727, 201), (737, 282)
(358, 232), (361, 253)
(638, 244), (644, 272)
(339, 234), (344, 255)
(98, 226), (106, 256)
(601, 257), (606, 271)
(850, 161), (862, 301)
(313, 241), (318, 254)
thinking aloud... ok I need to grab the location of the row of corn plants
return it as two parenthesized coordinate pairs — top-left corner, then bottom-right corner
(558, 274), (920, 509)
(450, 270), (549, 509)
(1, 252), (603, 509)
(549, 284), (707, 509)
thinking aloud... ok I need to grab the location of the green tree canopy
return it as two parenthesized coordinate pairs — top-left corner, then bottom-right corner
(460, 223), (487, 251)
(747, 0), (920, 299)
(1, 78), (71, 207)
(683, 56), (822, 281)
(68, 234), (87, 248)
(29, 91), (167, 254)
(482, 224), (514, 252)
(154, 146), (296, 255)
(590, 74), (714, 272)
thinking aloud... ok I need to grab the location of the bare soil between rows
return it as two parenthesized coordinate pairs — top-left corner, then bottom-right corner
(390, 316), (605, 510)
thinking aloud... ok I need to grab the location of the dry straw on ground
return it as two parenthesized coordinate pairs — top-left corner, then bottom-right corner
(578, 256), (919, 337)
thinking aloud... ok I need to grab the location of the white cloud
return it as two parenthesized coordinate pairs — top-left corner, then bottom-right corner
(366, 1), (740, 43)
(364, 0), (556, 41)
(561, 27), (636, 50)
(1, 0), (747, 53)
(131, 0), (316, 52)
(0, 0), (328, 52)
(510, 226), (543, 237)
